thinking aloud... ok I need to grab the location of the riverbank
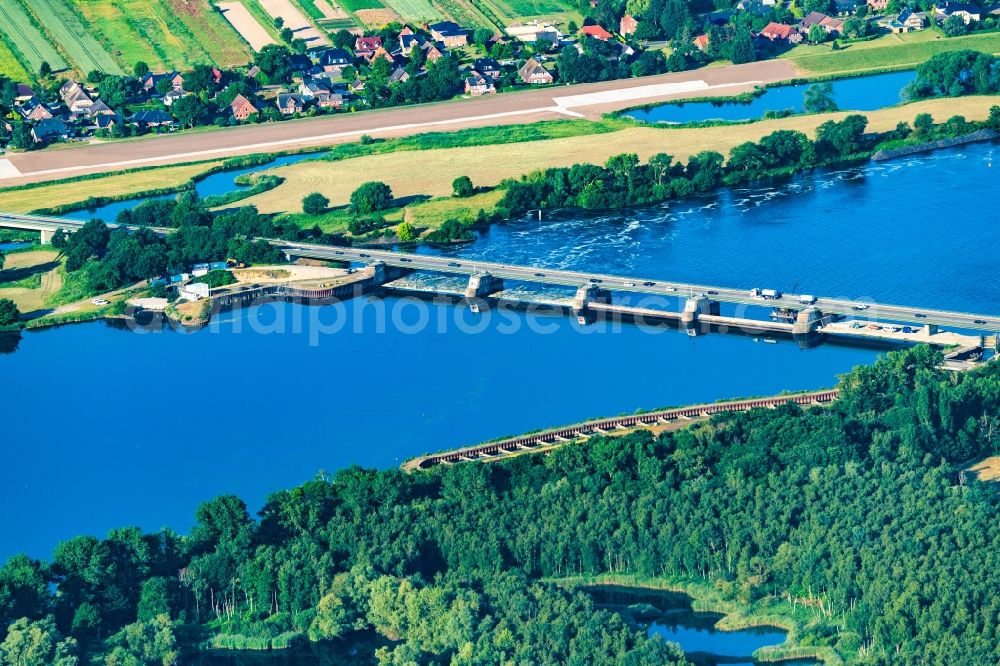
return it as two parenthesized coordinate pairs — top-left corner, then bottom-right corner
(555, 573), (844, 665)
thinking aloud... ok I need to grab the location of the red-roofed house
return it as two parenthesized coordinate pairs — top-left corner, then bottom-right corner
(355, 36), (383, 59)
(579, 24), (613, 41)
(759, 22), (802, 43)
(230, 94), (259, 121)
(620, 15), (639, 35)
(693, 33), (710, 50)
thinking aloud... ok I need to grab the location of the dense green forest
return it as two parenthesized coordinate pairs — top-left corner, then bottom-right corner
(3, 346), (1000, 665)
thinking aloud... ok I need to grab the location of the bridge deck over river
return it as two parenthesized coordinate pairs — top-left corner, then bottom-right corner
(280, 244), (999, 338)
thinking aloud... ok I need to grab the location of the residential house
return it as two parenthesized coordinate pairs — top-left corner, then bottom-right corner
(230, 94), (259, 121)
(139, 71), (183, 93)
(464, 72), (495, 95)
(355, 36), (383, 59)
(276, 93), (305, 115)
(759, 22), (803, 43)
(472, 57), (501, 79)
(371, 46), (397, 65)
(801, 11), (844, 34)
(59, 80), (94, 113)
(518, 57), (553, 84)
(14, 84), (34, 103)
(834, 0), (860, 13)
(87, 99), (116, 117)
(315, 92), (344, 110)
(163, 89), (190, 107)
(349, 79), (366, 93)
(867, 0), (889, 10)
(579, 24), (614, 41)
(129, 110), (175, 128)
(92, 113), (120, 132)
(693, 33), (710, 50)
(620, 14), (640, 35)
(289, 54), (313, 73)
(31, 117), (70, 143)
(936, 1), (980, 23)
(736, 0), (769, 15)
(902, 9), (927, 28)
(388, 67), (410, 84)
(421, 41), (445, 62)
(428, 21), (468, 47)
(17, 98), (53, 121)
(319, 48), (352, 74)
(299, 78), (330, 99)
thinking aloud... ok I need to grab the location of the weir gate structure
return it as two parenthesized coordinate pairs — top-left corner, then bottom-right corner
(403, 389), (841, 470)
(279, 245), (997, 357)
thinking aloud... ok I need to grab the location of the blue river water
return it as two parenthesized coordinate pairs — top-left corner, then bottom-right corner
(626, 70), (915, 124)
(1, 142), (999, 563)
(63, 152), (322, 223)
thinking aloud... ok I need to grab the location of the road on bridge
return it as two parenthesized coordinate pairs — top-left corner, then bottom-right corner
(0, 60), (795, 187)
(281, 244), (1000, 333)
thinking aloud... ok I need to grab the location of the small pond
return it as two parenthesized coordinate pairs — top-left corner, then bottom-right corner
(585, 586), (820, 665)
(625, 70), (915, 124)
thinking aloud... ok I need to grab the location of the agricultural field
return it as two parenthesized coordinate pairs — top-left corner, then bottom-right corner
(0, 0), (67, 78)
(478, 0), (579, 27)
(23, 0), (123, 74)
(434, 0), (493, 30)
(784, 29), (1000, 76)
(299, 0), (359, 32)
(0, 36), (31, 82)
(383, 0), (443, 22)
(260, 0), (329, 46)
(64, 0), (252, 72)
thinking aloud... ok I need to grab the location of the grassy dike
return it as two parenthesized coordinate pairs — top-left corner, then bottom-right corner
(553, 573), (846, 665)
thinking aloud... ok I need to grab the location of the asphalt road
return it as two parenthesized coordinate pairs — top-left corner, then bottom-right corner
(0, 60), (797, 187)
(281, 244), (1000, 332)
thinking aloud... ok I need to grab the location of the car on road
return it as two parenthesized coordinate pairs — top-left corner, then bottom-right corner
(623, 281), (636, 287)
(334, 251), (344, 255)
(707, 290), (718, 295)
(91, 298), (110, 306)
(853, 304), (870, 311)
(400, 258), (412, 262)
(448, 262), (461, 267)
(915, 313), (927, 318)
(359, 253), (370, 258)
(534, 272), (545, 277)
(664, 286), (677, 292)
(643, 281), (655, 287)
(975, 319), (987, 324)
(589, 278), (602, 284)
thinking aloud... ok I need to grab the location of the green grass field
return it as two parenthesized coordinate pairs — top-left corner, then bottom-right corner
(784, 29), (1000, 75)
(0, 0), (67, 78)
(434, 0), (492, 30)
(65, 0), (251, 73)
(339, 0), (386, 11)
(478, 0), (578, 25)
(384, 0), (441, 21)
(24, 0), (123, 74)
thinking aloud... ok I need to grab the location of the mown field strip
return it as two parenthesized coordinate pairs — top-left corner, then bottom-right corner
(217, 1), (277, 50)
(24, 0), (123, 74)
(0, 1), (67, 73)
